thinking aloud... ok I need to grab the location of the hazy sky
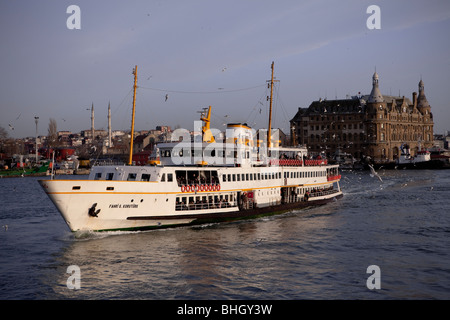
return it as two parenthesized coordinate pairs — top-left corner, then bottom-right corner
(1, 0), (450, 139)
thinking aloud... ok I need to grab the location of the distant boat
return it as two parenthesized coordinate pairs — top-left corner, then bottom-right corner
(393, 143), (443, 169)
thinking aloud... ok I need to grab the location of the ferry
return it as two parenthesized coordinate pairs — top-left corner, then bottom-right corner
(39, 63), (343, 232)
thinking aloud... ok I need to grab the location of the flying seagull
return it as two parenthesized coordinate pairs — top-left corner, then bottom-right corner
(368, 164), (383, 182)
(165, 94), (169, 101)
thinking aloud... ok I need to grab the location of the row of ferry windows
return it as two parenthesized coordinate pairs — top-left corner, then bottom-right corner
(94, 172), (156, 181)
(94, 170), (325, 182)
(222, 170), (325, 182)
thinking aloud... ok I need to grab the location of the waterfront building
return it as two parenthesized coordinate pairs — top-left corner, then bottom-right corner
(290, 73), (434, 164)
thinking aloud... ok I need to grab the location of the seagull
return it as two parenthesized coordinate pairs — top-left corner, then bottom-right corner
(222, 67), (227, 72)
(368, 164), (383, 182)
(8, 124), (14, 130)
(165, 94), (169, 101)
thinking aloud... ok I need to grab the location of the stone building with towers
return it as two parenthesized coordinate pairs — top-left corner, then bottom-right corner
(290, 72), (434, 164)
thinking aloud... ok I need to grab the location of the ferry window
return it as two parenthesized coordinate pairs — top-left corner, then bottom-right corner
(127, 173), (137, 181)
(168, 173), (173, 182)
(249, 174), (252, 181)
(212, 171), (219, 184)
(106, 173), (114, 180)
(175, 170), (187, 186)
(141, 174), (151, 181)
(232, 174), (236, 182)
(223, 174), (227, 182)
(242, 174), (246, 181)
(228, 174), (231, 182)
(237, 174), (240, 181)
(161, 173), (166, 182)
(95, 172), (102, 180)
(258, 173), (261, 180)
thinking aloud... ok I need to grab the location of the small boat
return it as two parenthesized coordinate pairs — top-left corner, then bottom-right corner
(394, 143), (444, 169)
(38, 63), (343, 232)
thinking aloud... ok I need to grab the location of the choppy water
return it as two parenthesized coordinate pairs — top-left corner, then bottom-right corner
(0, 169), (449, 300)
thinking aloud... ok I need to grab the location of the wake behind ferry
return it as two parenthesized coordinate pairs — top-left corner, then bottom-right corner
(39, 63), (343, 232)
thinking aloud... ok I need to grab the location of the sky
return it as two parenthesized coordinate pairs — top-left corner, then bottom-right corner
(1, 0), (450, 139)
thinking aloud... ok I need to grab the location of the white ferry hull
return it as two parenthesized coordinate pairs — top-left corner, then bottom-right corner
(38, 172), (342, 232)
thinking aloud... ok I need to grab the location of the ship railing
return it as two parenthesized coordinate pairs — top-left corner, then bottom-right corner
(175, 201), (237, 211)
(269, 159), (328, 167)
(92, 159), (125, 166)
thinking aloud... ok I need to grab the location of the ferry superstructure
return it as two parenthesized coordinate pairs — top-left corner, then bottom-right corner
(39, 63), (343, 232)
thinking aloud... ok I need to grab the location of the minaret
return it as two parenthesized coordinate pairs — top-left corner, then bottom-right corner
(108, 102), (112, 147)
(368, 72), (384, 103)
(91, 103), (95, 140)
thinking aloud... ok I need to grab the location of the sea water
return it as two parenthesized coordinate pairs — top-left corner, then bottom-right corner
(0, 169), (449, 299)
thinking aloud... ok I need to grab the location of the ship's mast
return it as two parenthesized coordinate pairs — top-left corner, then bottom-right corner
(267, 61), (277, 148)
(128, 65), (138, 165)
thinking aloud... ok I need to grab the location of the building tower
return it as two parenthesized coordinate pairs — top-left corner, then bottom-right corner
(368, 72), (384, 103)
(417, 79), (431, 115)
(108, 102), (112, 147)
(91, 103), (95, 140)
